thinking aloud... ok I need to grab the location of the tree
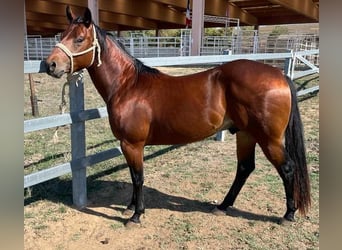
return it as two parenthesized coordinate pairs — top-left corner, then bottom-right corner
(269, 25), (289, 37)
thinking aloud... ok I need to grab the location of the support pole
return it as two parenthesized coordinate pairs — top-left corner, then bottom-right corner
(191, 0), (205, 56)
(284, 49), (294, 78)
(215, 131), (226, 142)
(24, 0), (27, 35)
(88, 0), (99, 25)
(69, 71), (87, 209)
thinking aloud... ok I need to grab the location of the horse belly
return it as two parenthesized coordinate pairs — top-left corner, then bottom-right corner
(147, 109), (226, 145)
(146, 72), (228, 145)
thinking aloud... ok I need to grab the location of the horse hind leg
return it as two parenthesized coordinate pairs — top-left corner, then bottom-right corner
(259, 140), (297, 223)
(214, 131), (256, 214)
(279, 156), (297, 223)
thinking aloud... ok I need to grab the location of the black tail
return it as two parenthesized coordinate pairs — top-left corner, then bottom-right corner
(285, 76), (311, 216)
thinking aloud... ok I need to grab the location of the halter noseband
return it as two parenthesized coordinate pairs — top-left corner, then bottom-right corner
(55, 24), (102, 74)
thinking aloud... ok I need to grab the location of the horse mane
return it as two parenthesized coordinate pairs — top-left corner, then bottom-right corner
(72, 16), (158, 75)
(133, 59), (160, 74)
(94, 25), (160, 75)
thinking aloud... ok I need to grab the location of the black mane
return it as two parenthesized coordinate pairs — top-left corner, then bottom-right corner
(134, 59), (160, 74)
(94, 25), (160, 75)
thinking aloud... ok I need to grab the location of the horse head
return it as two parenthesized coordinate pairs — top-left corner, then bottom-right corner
(46, 6), (101, 78)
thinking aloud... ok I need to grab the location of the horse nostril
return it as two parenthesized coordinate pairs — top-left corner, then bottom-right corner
(50, 62), (56, 71)
(48, 61), (56, 73)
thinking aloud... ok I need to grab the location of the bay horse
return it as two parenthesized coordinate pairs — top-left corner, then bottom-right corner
(45, 6), (310, 226)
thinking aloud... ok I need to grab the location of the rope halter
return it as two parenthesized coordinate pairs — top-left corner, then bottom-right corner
(55, 24), (102, 74)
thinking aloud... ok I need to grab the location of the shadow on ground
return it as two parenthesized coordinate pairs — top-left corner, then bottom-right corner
(25, 144), (281, 225)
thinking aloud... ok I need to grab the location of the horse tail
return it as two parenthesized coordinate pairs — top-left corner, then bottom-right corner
(285, 76), (311, 216)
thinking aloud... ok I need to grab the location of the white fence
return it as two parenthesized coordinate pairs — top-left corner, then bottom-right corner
(24, 31), (319, 65)
(24, 50), (319, 208)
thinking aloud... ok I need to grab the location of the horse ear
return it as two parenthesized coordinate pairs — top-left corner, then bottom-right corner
(83, 7), (92, 28)
(66, 5), (75, 23)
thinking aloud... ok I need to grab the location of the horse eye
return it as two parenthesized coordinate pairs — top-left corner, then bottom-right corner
(75, 37), (84, 43)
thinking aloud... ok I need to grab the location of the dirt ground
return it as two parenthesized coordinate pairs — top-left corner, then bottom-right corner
(24, 67), (319, 250)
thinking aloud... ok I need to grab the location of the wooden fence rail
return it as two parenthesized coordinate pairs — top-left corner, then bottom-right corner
(24, 51), (319, 208)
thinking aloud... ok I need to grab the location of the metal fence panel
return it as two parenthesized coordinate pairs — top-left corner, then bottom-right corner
(24, 32), (319, 63)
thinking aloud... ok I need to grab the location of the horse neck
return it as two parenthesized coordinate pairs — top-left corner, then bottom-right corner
(87, 37), (136, 104)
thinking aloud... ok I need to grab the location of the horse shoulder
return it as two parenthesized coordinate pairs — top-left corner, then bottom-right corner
(107, 95), (153, 143)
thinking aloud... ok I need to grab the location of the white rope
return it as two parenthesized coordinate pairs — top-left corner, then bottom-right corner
(52, 81), (69, 143)
(67, 70), (84, 87)
(55, 25), (102, 75)
(52, 24), (100, 142)
(52, 69), (85, 143)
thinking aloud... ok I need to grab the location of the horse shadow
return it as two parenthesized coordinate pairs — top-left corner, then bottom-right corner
(81, 179), (214, 224)
(25, 144), (281, 225)
(25, 176), (281, 225)
(82, 179), (281, 225)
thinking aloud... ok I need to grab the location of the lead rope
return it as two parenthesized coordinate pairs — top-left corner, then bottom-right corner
(52, 24), (102, 143)
(52, 70), (84, 143)
(52, 24), (100, 142)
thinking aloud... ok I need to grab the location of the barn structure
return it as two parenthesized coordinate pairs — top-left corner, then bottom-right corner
(25, 0), (319, 56)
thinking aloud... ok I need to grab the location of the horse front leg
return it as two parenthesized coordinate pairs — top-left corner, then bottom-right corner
(120, 140), (145, 226)
(122, 167), (136, 215)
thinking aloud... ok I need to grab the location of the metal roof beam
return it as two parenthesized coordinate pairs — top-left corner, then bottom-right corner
(98, 22), (119, 31)
(225, 2), (258, 25)
(26, 11), (67, 25)
(99, 0), (186, 26)
(151, 0), (188, 8)
(25, 0), (86, 16)
(100, 11), (158, 30)
(153, 0), (258, 25)
(40, 0), (87, 6)
(26, 20), (67, 31)
(267, 0), (319, 21)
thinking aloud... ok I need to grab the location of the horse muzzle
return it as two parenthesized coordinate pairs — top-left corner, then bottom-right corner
(45, 60), (66, 78)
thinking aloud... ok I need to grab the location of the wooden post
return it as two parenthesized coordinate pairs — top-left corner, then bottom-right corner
(29, 73), (39, 116)
(69, 71), (87, 209)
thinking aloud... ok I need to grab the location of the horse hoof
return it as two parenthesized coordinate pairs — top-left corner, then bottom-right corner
(211, 207), (226, 216)
(122, 208), (134, 216)
(125, 220), (141, 228)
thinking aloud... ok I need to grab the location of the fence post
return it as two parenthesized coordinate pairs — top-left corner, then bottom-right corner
(68, 71), (87, 209)
(215, 130), (226, 142)
(284, 49), (293, 78)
